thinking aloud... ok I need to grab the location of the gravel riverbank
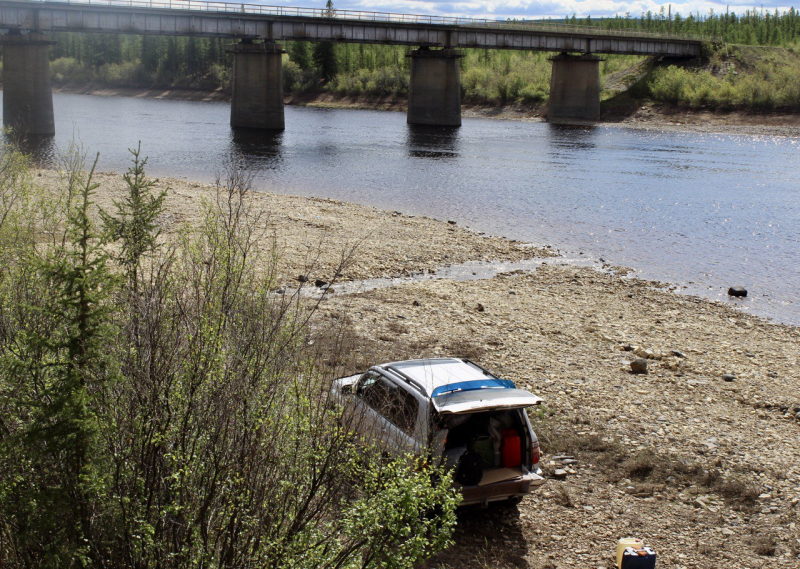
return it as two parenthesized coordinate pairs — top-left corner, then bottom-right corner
(38, 168), (800, 568)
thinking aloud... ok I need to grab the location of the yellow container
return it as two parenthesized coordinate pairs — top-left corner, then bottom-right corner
(616, 538), (644, 568)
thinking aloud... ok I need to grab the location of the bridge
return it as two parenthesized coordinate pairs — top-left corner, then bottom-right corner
(0, 0), (703, 134)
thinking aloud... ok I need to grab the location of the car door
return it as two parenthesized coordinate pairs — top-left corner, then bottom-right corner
(353, 373), (422, 455)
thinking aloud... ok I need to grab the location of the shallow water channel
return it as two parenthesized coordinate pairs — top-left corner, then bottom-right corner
(12, 92), (800, 325)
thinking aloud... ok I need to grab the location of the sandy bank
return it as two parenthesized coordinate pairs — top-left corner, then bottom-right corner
(35, 168), (552, 284)
(36, 167), (800, 567)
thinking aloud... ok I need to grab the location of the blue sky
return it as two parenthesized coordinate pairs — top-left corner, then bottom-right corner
(251, 0), (797, 20)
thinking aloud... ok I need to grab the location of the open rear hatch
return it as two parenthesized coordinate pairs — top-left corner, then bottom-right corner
(431, 379), (543, 414)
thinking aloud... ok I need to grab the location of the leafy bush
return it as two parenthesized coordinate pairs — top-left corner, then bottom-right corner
(284, 58), (321, 93)
(51, 57), (95, 83)
(328, 67), (408, 97)
(0, 144), (459, 568)
(461, 51), (551, 104)
(97, 60), (153, 86)
(647, 46), (800, 109)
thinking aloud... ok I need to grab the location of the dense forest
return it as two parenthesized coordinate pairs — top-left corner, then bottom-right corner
(3, 6), (800, 109)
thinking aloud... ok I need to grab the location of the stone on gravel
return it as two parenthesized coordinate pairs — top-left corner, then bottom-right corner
(553, 469), (568, 479)
(722, 373), (736, 382)
(630, 358), (648, 374)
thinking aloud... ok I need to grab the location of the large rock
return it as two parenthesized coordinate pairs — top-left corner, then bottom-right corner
(630, 358), (648, 374)
(728, 286), (748, 297)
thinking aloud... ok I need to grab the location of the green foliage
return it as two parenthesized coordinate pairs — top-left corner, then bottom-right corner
(50, 33), (231, 90)
(646, 46), (800, 109)
(313, 42), (339, 82)
(328, 67), (408, 97)
(100, 142), (166, 289)
(283, 57), (321, 93)
(287, 39), (313, 71)
(0, 145), (459, 568)
(461, 51), (551, 103)
(0, 146), (117, 567)
(51, 57), (95, 83)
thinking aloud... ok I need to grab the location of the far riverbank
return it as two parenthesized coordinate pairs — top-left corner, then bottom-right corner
(50, 84), (800, 136)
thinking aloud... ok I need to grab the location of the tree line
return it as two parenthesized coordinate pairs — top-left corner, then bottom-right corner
(558, 7), (800, 45)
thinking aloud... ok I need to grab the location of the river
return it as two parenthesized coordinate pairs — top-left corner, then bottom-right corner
(10, 92), (800, 325)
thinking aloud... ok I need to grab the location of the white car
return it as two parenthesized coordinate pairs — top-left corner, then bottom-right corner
(332, 357), (546, 507)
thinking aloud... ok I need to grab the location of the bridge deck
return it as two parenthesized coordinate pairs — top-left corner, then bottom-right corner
(0, 0), (703, 57)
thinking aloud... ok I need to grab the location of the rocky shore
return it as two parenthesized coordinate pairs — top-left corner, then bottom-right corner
(38, 168), (800, 568)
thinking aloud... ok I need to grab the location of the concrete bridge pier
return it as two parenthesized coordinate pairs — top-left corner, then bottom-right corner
(227, 40), (285, 130)
(407, 48), (462, 127)
(547, 54), (602, 123)
(1, 32), (56, 136)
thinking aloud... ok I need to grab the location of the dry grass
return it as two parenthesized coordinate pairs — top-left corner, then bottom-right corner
(713, 476), (761, 509)
(444, 338), (485, 362)
(752, 533), (777, 557)
(555, 485), (574, 508)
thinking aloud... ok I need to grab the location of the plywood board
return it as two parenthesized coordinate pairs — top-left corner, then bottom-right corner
(478, 467), (523, 486)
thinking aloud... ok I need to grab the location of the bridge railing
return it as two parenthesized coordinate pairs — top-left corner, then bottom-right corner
(19, 0), (706, 40)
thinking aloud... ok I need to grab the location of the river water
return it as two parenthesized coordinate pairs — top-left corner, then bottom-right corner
(11, 92), (800, 325)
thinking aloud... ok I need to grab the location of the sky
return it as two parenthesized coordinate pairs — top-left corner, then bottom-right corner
(249, 0), (797, 20)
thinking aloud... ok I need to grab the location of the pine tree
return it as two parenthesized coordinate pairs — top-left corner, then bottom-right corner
(289, 41), (313, 70)
(100, 143), (166, 295)
(313, 0), (338, 81)
(21, 152), (116, 565)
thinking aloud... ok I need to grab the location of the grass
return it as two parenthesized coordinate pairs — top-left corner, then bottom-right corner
(752, 533), (777, 557)
(555, 485), (574, 508)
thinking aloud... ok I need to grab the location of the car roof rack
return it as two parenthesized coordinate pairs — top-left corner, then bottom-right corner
(383, 365), (428, 396)
(461, 358), (500, 378)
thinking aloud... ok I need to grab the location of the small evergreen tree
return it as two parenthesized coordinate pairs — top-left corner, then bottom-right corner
(313, 0), (339, 81)
(100, 142), (166, 294)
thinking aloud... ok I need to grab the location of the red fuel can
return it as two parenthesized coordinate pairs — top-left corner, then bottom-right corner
(501, 429), (522, 468)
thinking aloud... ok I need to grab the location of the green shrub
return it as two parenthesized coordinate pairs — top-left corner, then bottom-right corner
(647, 47), (800, 110)
(327, 67), (408, 97)
(97, 60), (152, 86)
(0, 145), (459, 568)
(460, 51), (551, 104)
(50, 57), (95, 83)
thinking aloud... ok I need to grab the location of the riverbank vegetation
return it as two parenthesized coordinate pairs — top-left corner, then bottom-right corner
(0, 7), (799, 111)
(643, 45), (800, 110)
(0, 142), (459, 568)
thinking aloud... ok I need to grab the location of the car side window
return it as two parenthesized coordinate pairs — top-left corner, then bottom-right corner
(386, 387), (420, 436)
(357, 372), (391, 411)
(357, 373), (420, 437)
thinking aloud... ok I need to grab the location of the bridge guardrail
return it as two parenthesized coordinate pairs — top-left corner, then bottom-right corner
(12, 0), (708, 41)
